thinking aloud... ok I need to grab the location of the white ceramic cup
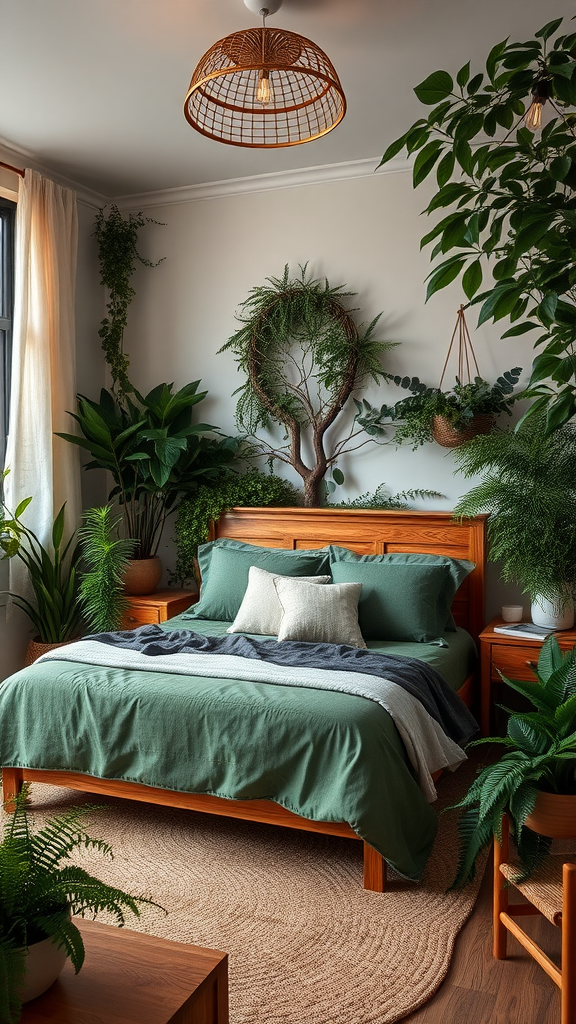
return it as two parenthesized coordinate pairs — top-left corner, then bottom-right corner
(501, 604), (523, 622)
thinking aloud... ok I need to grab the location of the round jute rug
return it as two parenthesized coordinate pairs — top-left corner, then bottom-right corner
(16, 755), (488, 1024)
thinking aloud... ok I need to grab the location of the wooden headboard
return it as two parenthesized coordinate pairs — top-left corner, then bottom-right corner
(214, 507), (487, 642)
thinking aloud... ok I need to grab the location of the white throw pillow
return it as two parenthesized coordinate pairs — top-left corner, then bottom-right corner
(274, 577), (366, 648)
(227, 565), (331, 636)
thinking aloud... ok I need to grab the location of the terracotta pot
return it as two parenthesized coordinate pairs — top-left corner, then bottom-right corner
(123, 556), (162, 596)
(524, 791), (576, 839)
(19, 932), (68, 1002)
(432, 412), (494, 448)
(25, 638), (77, 667)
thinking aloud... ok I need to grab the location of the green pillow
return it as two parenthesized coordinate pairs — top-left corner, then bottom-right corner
(328, 547), (475, 632)
(330, 559), (454, 643)
(191, 539), (331, 622)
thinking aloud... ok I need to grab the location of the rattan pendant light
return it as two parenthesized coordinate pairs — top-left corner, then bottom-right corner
(183, 0), (346, 148)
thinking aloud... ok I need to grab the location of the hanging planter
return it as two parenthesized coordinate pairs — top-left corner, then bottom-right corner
(379, 305), (522, 450)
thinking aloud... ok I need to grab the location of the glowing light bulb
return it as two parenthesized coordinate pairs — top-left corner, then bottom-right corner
(526, 98), (544, 130)
(256, 69), (274, 106)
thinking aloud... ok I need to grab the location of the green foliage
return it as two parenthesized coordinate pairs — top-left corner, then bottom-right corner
(78, 506), (135, 633)
(172, 469), (300, 585)
(451, 636), (576, 887)
(219, 264), (392, 506)
(453, 415), (576, 601)
(326, 482), (444, 509)
(0, 472), (30, 560)
(357, 369), (522, 448)
(94, 205), (164, 397)
(57, 382), (240, 559)
(379, 17), (576, 430)
(1, 500), (82, 643)
(0, 787), (161, 1024)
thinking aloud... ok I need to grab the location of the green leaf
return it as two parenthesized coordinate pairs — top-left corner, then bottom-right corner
(501, 321), (540, 338)
(467, 73), (484, 95)
(462, 260), (483, 299)
(436, 151), (455, 188)
(550, 155), (571, 181)
(456, 61), (471, 88)
(486, 38), (508, 81)
(378, 132), (408, 167)
(413, 140), (443, 186)
(425, 258), (466, 301)
(535, 17), (563, 41)
(414, 71), (454, 105)
(332, 468), (345, 485)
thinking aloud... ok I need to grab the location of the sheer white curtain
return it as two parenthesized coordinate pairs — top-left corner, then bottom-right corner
(4, 169), (81, 597)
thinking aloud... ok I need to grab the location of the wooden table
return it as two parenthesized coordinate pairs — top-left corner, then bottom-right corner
(479, 617), (576, 736)
(20, 919), (228, 1024)
(121, 589), (198, 630)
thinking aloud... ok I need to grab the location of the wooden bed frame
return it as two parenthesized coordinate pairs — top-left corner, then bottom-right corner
(2, 507), (487, 892)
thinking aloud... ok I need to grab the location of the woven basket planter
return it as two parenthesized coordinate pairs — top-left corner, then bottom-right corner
(432, 412), (494, 448)
(122, 556), (162, 596)
(24, 638), (76, 666)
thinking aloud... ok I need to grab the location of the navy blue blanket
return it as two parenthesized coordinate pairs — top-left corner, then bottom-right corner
(87, 624), (478, 746)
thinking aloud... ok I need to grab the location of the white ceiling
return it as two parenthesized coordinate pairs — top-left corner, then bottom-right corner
(0, 0), (573, 199)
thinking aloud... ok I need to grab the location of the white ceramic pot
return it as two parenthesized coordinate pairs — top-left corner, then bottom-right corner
(20, 934), (67, 1002)
(530, 595), (575, 631)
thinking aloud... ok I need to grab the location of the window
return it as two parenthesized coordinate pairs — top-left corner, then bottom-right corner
(0, 197), (15, 464)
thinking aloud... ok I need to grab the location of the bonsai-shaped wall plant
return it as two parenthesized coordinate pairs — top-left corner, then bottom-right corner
(95, 205), (163, 397)
(453, 414), (576, 627)
(0, 788), (159, 1023)
(173, 468), (300, 586)
(219, 264), (392, 507)
(78, 506), (135, 632)
(451, 636), (576, 887)
(58, 381), (239, 589)
(379, 16), (576, 431)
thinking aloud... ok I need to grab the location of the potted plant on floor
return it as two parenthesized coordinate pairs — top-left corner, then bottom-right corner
(1, 497), (83, 664)
(0, 787), (160, 1024)
(452, 414), (576, 628)
(78, 505), (135, 632)
(57, 381), (240, 595)
(451, 635), (576, 886)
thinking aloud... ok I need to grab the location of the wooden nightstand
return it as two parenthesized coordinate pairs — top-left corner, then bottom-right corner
(121, 589), (197, 630)
(479, 617), (576, 736)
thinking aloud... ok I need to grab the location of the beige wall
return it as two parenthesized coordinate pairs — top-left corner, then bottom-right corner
(122, 168), (531, 617)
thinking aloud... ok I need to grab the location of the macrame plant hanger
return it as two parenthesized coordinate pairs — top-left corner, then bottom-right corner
(432, 304), (493, 448)
(438, 304), (480, 391)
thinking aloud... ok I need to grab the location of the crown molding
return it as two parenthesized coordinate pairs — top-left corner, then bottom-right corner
(114, 155), (411, 211)
(0, 139), (109, 209)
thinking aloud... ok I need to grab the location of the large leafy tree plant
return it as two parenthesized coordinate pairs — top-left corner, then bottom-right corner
(380, 16), (576, 430)
(219, 265), (391, 507)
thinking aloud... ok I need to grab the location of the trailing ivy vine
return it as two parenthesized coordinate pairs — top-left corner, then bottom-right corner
(94, 205), (164, 396)
(172, 469), (300, 585)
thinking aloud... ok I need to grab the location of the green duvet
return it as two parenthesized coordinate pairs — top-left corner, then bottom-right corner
(0, 618), (477, 879)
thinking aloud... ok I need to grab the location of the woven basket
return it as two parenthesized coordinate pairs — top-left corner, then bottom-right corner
(432, 412), (494, 448)
(24, 638), (76, 667)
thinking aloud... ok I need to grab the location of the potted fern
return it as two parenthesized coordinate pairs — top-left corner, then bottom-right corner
(452, 636), (576, 887)
(78, 506), (135, 632)
(453, 415), (576, 629)
(0, 788), (160, 1023)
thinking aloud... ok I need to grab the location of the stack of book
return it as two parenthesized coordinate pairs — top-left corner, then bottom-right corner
(493, 622), (553, 641)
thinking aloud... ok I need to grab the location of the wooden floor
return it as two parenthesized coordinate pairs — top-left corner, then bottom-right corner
(404, 852), (562, 1024)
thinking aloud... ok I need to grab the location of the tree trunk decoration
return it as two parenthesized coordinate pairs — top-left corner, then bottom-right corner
(219, 265), (390, 507)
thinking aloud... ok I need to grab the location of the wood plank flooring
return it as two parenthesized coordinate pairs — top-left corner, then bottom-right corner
(404, 852), (562, 1024)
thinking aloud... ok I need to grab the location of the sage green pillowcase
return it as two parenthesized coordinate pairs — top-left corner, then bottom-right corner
(330, 559), (454, 643)
(328, 547), (475, 632)
(190, 539), (331, 622)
